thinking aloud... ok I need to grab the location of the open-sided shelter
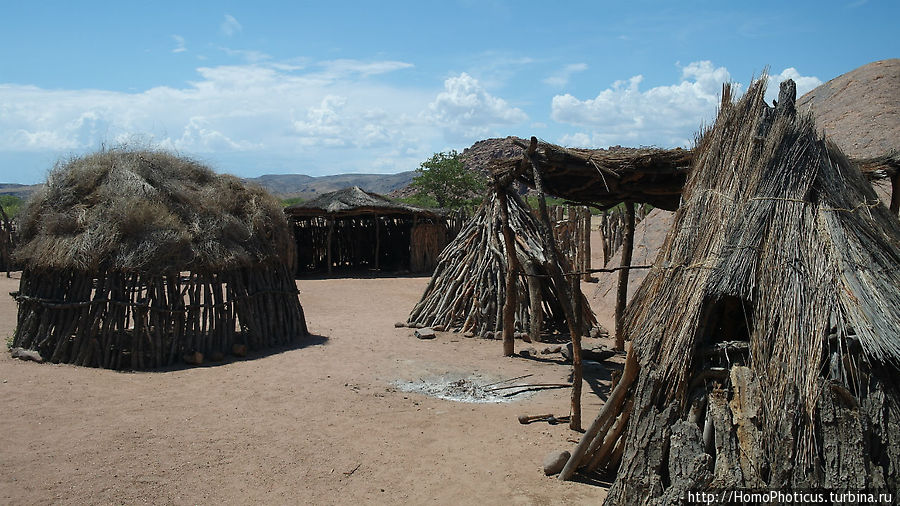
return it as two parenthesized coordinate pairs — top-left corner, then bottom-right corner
(561, 79), (900, 500)
(284, 186), (448, 274)
(11, 149), (308, 370)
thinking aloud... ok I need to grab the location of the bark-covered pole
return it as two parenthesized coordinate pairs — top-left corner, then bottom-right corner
(525, 137), (584, 430)
(891, 171), (900, 216)
(496, 185), (520, 357)
(614, 201), (635, 350)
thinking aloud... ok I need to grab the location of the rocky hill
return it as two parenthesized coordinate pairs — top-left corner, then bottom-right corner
(249, 171), (416, 199)
(796, 58), (900, 158)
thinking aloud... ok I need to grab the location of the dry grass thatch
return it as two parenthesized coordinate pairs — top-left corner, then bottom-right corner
(408, 188), (595, 338)
(596, 78), (900, 500)
(15, 148), (294, 274)
(11, 148), (308, 370)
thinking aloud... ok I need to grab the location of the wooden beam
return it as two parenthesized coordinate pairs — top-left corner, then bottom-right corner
(374, 215), (381, 270)
(614, 202), (635, 350)
(525, 136), (584, 431)
(497, 187), (519, 357)
(326, 218), (334, 274)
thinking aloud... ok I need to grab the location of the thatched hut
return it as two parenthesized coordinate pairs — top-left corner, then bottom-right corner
(408, 187), (596, 339)
(560, 79), (900, 499)
(11, 149), (308, 370)
(284, 186), (448, 274)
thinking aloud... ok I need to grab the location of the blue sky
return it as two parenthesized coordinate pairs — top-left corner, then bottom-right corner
(0, 0), (896, 184)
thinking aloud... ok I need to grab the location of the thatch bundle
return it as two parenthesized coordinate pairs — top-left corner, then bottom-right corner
(11, 148), (308, 369)
(408, 188), (595, 338)
(561, 78), (900, 499)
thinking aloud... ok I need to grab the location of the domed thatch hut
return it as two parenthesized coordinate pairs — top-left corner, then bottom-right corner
(11, 149), (308, 369)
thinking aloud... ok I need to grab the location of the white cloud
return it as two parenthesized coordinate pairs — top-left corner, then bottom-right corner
(318, 59), (414, 78)
(221, 14), (242, 37)
(551, 61), (822, 149)
(172, 35), (187, 53)
(221, 47), (271, 63)
(0, 60), (435, 177)
(551, 61), (729, 148)
(543, 63), (588, 88)
(427, 72), (527, 141)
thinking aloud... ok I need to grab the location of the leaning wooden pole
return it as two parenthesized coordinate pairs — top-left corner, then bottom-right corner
(525, 137), (584, 431)
(614, 201), (635, 351)
(497, 185), (519, 357)
(891, 171), (900, 216)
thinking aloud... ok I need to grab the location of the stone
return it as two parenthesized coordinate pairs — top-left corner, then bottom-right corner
(394, 321), (407, 328)
(463, 332), (475, 338)
(10, 347), (43, 363)
(414, 327), (436, 340)
(414, 323), (425, 329)
(519, 347), (538, 358)
(482, 331), (494, 340)
(590, 325), (610, 338)
(543, 450), (571, 476)
(541, 345), (563, 355)
(231, 344), (248, 357)
(433, 325), (445, 332)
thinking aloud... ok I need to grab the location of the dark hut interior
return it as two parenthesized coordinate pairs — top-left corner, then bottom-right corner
(284, 186), (449, 274)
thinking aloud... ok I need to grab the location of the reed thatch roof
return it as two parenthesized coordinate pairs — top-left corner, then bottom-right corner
(602, 78), (900, 500)
(14, 148), (293, 274)
(284, 186), (442, 219)
(489, 136), (898, 212)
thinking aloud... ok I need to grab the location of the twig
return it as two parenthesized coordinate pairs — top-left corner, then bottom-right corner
(481, 373), (534, 389)
(503, 385), (572, 397)
(343, 463), (361, 476)
(486, 382), (572, 392)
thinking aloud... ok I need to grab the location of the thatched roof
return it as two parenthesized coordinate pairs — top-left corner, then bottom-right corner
(490, 136), (898, 211)
(284, 186), (442, 219)
(604, 78), (900, 499)
(14, 148), (293, 274)
(493, 144), (693, 211)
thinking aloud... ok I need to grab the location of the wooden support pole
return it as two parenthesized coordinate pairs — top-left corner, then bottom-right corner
(326, 218), (334, 274)
(374, 215), (381, 270)
(525, 137), (583, 431)
(614, 201), (635, 351)
(524, 260), (542, 343)
(891, 171), (900, 216)
(497, 187), (519, 357)
(582, 208), (592, 282)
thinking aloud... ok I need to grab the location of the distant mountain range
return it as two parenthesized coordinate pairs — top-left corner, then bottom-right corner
(0, 171), (418, 202)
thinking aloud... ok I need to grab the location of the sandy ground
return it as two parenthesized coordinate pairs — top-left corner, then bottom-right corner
(0, 230), (624, 505)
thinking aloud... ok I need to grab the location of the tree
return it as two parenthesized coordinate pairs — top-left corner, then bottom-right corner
(410, 150), (486, 210)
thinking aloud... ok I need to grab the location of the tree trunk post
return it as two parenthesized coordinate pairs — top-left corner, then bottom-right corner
(614, 201), (635, 351)
(524, 260), (543, 343)
(374, 215), (381, 270)
(525, 137), (583, 431)
(891, 171), (900, 216)
(326, 218), (334, 274)
(497, 187), (519, 357)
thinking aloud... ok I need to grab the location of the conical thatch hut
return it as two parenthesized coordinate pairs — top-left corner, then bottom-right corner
(11, 149), (308, 370)
(561, 78), (900, 499)
(284, 186), (448, 274)
(408, 187), (595, 339)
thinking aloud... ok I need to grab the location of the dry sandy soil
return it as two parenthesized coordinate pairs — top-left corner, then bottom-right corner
(0, 230), (627, 505)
